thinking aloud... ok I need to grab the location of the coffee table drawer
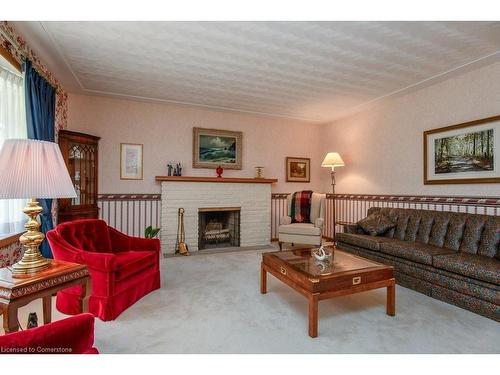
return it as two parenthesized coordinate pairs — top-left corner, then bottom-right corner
(317, 268), (394, 292)
(263, 256), (311, 288)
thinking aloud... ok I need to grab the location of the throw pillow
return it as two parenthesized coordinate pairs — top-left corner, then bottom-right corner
(357, 213), (396, 236)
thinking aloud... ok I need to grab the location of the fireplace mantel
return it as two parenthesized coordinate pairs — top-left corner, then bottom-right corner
(155, 176), (277, 184)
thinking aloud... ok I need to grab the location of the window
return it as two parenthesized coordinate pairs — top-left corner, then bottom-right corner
(0, 56), (27, 237)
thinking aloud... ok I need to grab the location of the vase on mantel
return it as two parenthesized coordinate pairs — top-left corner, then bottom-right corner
(216, 165), (224, 178)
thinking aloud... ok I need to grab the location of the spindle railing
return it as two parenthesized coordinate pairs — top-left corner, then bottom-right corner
(97, 194), (161, 237)
(97, 192), (500, 242)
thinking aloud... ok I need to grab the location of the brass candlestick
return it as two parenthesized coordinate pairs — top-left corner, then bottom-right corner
(12, 198), (50, 276)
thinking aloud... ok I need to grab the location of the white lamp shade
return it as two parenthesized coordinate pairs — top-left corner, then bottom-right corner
(321, 152), (345, 168)
(0, 139), (77, 199)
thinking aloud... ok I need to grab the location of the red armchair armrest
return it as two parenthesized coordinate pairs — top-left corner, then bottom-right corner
(108, 226), (160, 253)
(78, 251), (117, 272)
(0, 313), (98, 354)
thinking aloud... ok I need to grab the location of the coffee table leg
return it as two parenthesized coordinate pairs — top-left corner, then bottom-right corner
(81, 277), (91, 313)
(42, 295), (52, 325)
(260, 263), (267, 294)
(308, 293), (319, 338)
(386, 279), (396, 316)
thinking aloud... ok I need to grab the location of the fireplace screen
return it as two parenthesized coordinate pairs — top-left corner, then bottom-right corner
(198, 207), (240, 250)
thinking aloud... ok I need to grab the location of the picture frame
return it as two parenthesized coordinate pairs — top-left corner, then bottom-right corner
(193, 127), (242, 169)
(423, 115), (500, 184)
(120, 143), (143, 180)
(286, 157), (310, 182)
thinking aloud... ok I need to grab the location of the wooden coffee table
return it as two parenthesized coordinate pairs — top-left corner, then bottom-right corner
(261, 247), (395, 338)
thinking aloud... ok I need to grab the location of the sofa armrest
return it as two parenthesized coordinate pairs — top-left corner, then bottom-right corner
(0, 313), (98, 354)
(314, 218), (324, 229)
(280, 216), (292, 225)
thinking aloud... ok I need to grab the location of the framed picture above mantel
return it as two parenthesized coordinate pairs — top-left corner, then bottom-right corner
(193, 127), (242, 170)
(424, 115), (500, 184)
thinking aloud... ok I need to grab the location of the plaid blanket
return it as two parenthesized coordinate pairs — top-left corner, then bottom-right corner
(290, 190), (313, 223)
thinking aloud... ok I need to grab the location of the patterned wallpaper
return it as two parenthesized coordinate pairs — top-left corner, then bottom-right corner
(0, 21), (68, 267)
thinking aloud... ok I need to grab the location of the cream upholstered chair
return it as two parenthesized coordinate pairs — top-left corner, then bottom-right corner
(278, 192), (326, 250)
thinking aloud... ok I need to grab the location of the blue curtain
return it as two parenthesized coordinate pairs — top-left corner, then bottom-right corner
(24, 60), (56, 258)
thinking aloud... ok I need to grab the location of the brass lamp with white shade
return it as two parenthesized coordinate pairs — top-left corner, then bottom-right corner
(321, 152), (345, 243)
(0, 139), (76, 277)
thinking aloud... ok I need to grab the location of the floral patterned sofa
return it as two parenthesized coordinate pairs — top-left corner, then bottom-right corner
(337, 207), (500, 321)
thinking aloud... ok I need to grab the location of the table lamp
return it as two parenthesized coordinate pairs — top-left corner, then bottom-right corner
(0, 139), (76, 277)
(321, 152), (345, 194)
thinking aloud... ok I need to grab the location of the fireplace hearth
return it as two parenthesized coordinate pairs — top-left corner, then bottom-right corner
(198, 207), (240, 250)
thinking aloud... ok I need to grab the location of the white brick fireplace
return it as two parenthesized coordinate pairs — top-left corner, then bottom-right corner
(157, 177), (276, 255)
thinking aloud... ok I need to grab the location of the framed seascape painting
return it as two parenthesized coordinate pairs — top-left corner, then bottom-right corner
(193, 127), (242, 169)
(120, 143), (143, 180)
(286, 157), (310, 182)
(424, 115), (500, 184)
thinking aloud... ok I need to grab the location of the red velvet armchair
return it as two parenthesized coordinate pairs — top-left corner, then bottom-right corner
(0, 313), (98, 354)
(47, 219), (161, 321)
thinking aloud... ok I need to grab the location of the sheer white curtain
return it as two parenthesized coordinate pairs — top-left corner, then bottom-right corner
(0, 65), (27, 235)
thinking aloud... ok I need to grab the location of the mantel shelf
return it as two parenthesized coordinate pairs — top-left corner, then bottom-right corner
(155, 176), (277, 184)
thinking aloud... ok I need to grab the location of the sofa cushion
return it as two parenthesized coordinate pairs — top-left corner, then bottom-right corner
(114, 251), (157, 281)
(433, 253), (500, 285)
(478, 216), (500, 258)
(416, 211), (435, 244)
(357, 213), (395, 236)
(404, 212), (422, 242)
(393, 210), (411, 240)
(337, 233), (393, 251)
(429, 212), (451, 247)
(381, 208), (400, 238)
(459, 215), (487, 254)
(380, 240), (457, 266)
(57, 219), (112, 253)
(443, 213), (467, 251)
(279, 223), (321, 236)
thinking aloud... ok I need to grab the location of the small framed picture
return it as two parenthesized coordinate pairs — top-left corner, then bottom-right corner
(286, 157), (310, 182)
(120, 143), (143, 180)
(424, 115), (500, 184)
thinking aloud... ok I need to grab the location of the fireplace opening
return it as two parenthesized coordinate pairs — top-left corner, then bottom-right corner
(198, 207), (240, 250)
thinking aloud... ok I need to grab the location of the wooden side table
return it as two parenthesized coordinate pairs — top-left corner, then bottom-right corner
(0, 260), (90, 333)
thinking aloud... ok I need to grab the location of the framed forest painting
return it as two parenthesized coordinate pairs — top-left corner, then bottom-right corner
(286, 157), (310, 182)
(424, 115), (500, 184)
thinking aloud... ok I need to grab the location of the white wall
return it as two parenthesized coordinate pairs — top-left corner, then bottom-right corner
(321, 61), (500, 196)
(67, 94), (326, 194)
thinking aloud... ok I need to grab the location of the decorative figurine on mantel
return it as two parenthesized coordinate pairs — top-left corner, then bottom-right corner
(168, 162), (183, 176)
(216, 165), (224, 178)
(255, 166), (264, 179)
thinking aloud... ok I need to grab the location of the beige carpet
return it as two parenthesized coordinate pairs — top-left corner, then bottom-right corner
(4, 248), (500, 353)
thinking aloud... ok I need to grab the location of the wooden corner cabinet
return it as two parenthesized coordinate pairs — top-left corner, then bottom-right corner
(58, 130), (100, 223)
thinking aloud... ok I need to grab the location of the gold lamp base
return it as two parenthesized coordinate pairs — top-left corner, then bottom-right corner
(12, 198), (50, 277)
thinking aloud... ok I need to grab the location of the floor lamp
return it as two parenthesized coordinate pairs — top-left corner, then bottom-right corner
(0, 139), (76, 277)
(321, 152), (345, 243)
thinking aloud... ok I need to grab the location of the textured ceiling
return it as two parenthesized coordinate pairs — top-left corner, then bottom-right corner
(30, 22), (500, 122)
